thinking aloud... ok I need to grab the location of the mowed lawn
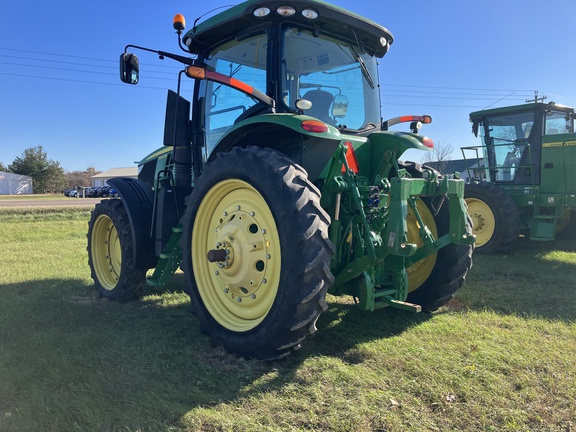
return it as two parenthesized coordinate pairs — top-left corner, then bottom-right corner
(0, 206), (575, 431)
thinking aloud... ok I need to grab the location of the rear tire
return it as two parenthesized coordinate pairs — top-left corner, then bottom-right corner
(399, 162), (474, 311)
(181, 146), (334, 360)
(557, 209), (576, 240)
(87, 199), (146, 301)
(464, 181), (519, 253)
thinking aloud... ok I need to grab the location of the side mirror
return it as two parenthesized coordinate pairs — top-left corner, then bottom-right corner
(332, 94), (349, 119)
(120, 53), (139, 84)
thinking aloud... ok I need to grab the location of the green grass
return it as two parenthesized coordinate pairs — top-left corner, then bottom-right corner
(1, 207), (575, 431)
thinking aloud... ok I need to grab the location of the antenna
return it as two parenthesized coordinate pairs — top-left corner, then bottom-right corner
(526, 91), (547, 103)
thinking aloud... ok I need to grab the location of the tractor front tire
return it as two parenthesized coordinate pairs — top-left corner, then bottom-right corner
(87, 199), (146, 301)
(464, 181), (519, 253)
(181, 146), (334, 360)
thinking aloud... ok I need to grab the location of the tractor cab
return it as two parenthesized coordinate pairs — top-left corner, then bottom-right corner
(466, 102), (575, 189)
(191, 17), (385, 158)
(463, 102), (576, 252)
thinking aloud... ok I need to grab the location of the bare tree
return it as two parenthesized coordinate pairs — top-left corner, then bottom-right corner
(421, 141), (454, 173)
(66, 167), (101, 189)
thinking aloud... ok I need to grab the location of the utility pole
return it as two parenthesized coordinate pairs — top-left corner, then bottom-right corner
(526, 91), (547, 103)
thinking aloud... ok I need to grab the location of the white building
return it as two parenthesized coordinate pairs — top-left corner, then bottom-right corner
(91, 167), (138, 187)
(0, 171), (33, 195)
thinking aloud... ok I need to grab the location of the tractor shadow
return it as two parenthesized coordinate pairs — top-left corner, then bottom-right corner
(0, 275), (434, 430)
(307, 298), (433, 362)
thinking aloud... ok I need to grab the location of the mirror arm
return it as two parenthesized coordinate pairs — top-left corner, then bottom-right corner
(124, 45), (194, 66)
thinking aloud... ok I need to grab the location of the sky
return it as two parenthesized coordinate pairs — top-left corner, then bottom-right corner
(1, 0), (575, 173)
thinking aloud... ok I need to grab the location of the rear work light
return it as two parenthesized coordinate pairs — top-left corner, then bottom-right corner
(277, 6), (296, 16)
(302, 9), (318, 19)
(253, 7), (271, 17)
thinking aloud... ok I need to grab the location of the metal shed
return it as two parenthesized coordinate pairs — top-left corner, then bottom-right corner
(91, 167), (138, 187)
(0, 171), (33, 195)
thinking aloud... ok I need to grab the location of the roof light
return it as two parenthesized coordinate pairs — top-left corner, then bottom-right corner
(380, 36), (387, 47)
(173, 14), (186, 32)
(277, 6), (296, 16)
(301, 120), (328, 133)
(253, 7), (271, 17)
(302, 9), (318, 19)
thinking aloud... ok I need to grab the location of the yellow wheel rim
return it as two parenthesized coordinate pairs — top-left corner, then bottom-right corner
(192, 179), (281, 332)
(406, 200), (438, 292)
(465, 197), (495, 247)
(91, 214), (121, 290)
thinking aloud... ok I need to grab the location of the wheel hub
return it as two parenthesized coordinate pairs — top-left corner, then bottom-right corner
(470, 212), (486, 232)
(209, 206), (271, 302)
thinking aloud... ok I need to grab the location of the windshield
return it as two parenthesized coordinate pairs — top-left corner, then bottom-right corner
(482, 112), (534, 181)
(545, 110), (574, 135)
(281, 26), (381, 130)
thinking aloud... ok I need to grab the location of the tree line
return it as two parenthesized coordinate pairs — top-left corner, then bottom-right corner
(0, 146), (101, 194)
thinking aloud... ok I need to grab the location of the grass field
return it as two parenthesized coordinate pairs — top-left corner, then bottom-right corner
(0, 207), (575, 431)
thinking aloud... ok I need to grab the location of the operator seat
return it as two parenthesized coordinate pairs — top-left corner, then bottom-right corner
(302, 90), (334, 124)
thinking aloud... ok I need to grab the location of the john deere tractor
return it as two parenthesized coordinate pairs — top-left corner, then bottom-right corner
(87, 0), (475, 359)
(462, 102), (576, 253)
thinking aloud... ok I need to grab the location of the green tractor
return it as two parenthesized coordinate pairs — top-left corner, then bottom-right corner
(87, 0), (475, 359)
(462, 102), (576, 253)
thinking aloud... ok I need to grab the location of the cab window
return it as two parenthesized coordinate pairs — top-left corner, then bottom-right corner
(545, 111), (573, 135)
(202, 33), (268, 157)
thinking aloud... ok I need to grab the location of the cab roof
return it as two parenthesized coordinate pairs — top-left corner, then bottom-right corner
(183, 0), (393, 57)
(470, 102), (574, 121)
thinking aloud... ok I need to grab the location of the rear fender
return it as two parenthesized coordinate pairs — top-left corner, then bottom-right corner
(107, 178), (157, 270)
(208, 114), (342, 181)
(368, 130), (434, 157)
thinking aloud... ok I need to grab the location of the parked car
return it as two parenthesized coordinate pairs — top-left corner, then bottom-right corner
(85, 187), (99, 198)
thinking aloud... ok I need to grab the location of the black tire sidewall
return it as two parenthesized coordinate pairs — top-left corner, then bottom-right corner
(87, 199), (145, 301)
(465, 181), (519, 253)
(181, 146), (333, 358)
